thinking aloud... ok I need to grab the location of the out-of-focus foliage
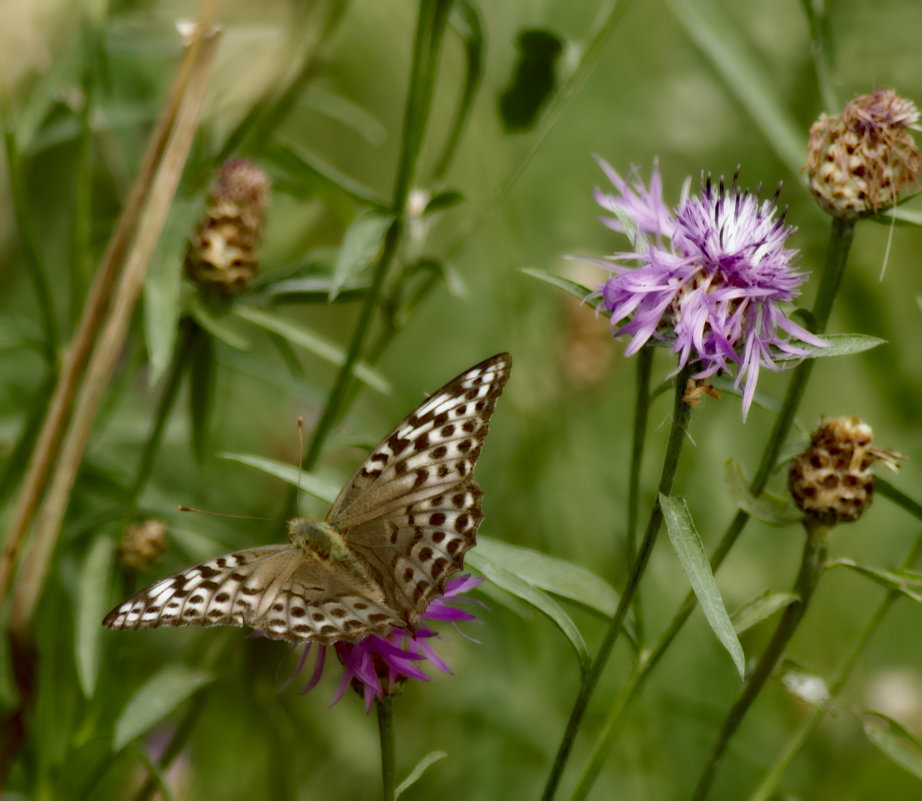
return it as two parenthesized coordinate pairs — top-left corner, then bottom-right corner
(1, 1), (922, 799)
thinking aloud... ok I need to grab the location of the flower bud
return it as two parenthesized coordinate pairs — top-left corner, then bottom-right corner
(805, 89), (921, 218)
(185, 158), (269, 296)
(119, 520), (168, 569)
(789, 417), (902, 525)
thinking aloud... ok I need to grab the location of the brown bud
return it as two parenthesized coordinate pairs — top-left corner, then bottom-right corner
(185, 158), (270, 296)
(805, 89), (921, 219)
(119, 520), (168, 569)
(789, 417), (903, 526)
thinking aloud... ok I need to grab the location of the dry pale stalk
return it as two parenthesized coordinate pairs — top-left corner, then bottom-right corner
(0, 3), (220, 602)
(8, 22), (221, 638)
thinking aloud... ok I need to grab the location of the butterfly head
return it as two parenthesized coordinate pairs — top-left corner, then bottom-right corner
(288, 518), (351, 563)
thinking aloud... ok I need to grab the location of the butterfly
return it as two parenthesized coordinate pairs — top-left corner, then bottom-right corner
(103, 353), (511, 645)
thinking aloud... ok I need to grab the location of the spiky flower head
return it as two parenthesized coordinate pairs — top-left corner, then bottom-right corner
(282, 576), (481, 710)
(186, 158), (270, 296)
(805, 88), (921, 218)
(789, 416), (903, 526)
(590, 159), (825, 418)
(118, 520), (167, 569)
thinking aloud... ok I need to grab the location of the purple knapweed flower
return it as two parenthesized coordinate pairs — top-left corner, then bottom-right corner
(281, 576), (482, 711)
(590, 158), (826, 417)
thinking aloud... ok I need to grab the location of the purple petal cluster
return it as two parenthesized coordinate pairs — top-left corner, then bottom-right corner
(283, 576), (482, 711)
(592, 159), (825, 417)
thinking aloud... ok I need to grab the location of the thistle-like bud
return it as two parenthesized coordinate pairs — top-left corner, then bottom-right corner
(119, 520), (168, 569)
(789, 417), (903, 526)
(185, 158), (270, 296)
(805, 89), (921, 218)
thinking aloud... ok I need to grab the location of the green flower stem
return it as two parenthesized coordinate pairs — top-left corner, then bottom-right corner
(568, 215), (856, 798)
(302, 0), (451, 471)
(542, 363), (694, 801)
(690, 521), (829, 801)
(377, 696), (397, 801)
(3, 126), (59, 363)
(626, 345), (654, 648)
(747, 527), (922, 801)
(125, 319), (200, 514)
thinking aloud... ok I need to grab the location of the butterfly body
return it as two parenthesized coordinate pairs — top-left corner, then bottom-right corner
(104, 353), (511, 645)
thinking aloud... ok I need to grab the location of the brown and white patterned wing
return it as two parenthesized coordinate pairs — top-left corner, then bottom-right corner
(327, 352), (511, 529)
(344, 480), (484, 622)
(103, 544), (403, 644)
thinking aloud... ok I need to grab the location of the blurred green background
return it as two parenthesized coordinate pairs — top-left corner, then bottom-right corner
(2, 0), (922, 799)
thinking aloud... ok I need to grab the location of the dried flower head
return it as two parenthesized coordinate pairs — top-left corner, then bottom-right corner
(281, 576), (482, 710)
(789, 416), (903, 526)
(119, 520), (168, 569)
(186, 158), (270, 296)
(805, 88), (921, 218)
(590, 160), (825, 418)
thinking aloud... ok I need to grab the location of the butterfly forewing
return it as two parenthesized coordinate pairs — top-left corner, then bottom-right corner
(103, 353), (511, 644)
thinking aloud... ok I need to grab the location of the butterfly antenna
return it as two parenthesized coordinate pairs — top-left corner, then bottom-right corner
(296, 416), (305, 516)
(177, 506), (283, 523)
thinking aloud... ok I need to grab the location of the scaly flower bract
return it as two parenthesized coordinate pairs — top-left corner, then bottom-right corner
(591, 159), (826, 417)
(281, 576), (482, 711)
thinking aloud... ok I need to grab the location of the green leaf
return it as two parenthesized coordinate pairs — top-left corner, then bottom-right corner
(731, 590), (799, 634)
(301, 89), (386, 145)
(774, 333), (887, 362)
(826, 558), (922, 603)
(877, 207), (922, 227)
(264, 142), (388, 208)
(863, 712), (922, 780)
(217, 452), (339, 504)
(476, 536), (618, 617)
(114, 666), (213, 750)
(877, 478), (922, 522)
(232, 306), (390, 394)
(423, 190), (465, 217)
(667, 0), (803, 177)
(660, 494), (745, 678)
(521, 269), (603, 311)
(251, 276), (370, 303)
(188, 295), (252, 351)
(467, 550), (588, 671)
(75, 535), (116, 697)
(143, 197), (204, 384)
(435, 0), (484, 175)
(329, 209), (394, 300)
(394, 751), (448, 800)
(724, 459), (801, 526)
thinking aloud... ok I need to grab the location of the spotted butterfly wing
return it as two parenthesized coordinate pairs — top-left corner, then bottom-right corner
(103, 353), (511, 644)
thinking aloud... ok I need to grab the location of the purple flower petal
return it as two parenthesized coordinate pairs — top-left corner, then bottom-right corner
(590, 163), (826, 418)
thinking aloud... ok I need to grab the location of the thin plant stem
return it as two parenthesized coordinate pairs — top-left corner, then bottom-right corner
(0, 3), (219, 604)
(377, 696), (397, 801)
(567, 215), (856, 798)
(542, 362), (694, 801)
(72, 27), (97, 327)
(302, 0), (451, 471)
(626, 345), (654, 648)
(799, 0), (838, 113)
(125, 320), (200, 515)
(8, 19), (220, 640)
(748, 527), (922, 801)
(2, 127), (59, 363)
(690, 521), (829, 801)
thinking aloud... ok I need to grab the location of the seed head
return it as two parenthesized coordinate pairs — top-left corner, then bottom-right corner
(119, 520), (168, 569)
(186, 158), (270, 296)
(805, 89), (921, 218)
(788, 417), (903, 526)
